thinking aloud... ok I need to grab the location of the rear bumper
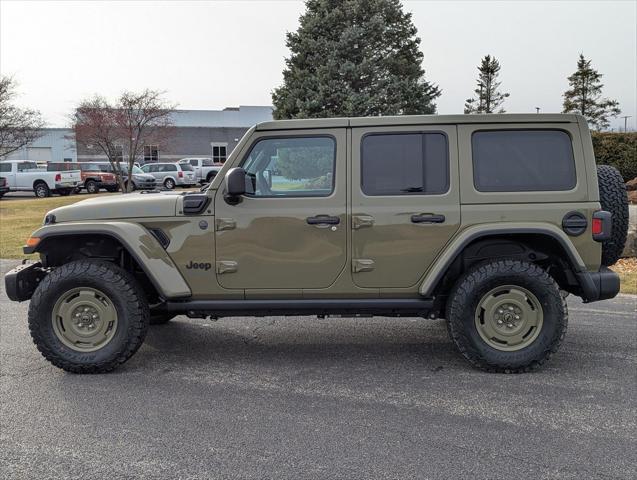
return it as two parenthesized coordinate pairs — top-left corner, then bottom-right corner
(576, 267), (620, 303)
(4, 262), (46, 302)
(55, 182), (78, 189)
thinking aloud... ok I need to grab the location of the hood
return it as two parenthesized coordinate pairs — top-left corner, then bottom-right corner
(132, 173), (155, 180)
(48, 192), (180, 222)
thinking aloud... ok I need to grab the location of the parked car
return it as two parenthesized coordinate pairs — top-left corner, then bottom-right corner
(90, 162), (157, 191)
(0, 176), (9, 198)
(140, 162), (197, 189)
(0, 160), (81, 197)
(47, 162), (118, 194)
(4, 114), (629, 374)
(178, 157), (223, 184)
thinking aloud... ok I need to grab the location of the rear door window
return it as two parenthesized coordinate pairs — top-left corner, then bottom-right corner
(472, 130), (576, 192)
(361, 133), (449, 196)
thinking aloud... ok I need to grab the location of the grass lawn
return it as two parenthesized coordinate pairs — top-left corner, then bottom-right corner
(611, 258), (637, 295)
(0, 194), (114, 259)
(1, 193), (636, 294)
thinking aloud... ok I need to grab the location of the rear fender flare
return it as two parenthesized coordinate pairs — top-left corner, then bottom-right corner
(419, 223), (587, 297)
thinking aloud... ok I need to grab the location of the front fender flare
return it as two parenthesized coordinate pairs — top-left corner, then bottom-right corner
(419, 222), (587, 297)
(27, 222), (191, 299)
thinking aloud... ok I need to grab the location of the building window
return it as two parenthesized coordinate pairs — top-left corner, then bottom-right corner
(144, 145), (159, 163)
(211, 143), (227, 163)
(114, 145), (124, 163)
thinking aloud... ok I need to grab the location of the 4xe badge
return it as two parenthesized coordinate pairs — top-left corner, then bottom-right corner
(185, 261), (212, 271)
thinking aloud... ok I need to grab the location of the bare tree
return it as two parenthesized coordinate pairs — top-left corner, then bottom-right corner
(0, 76), (45, 158)
(71, 90), (175, 192)
(116, 90), (175, 191)
(71, 95), (127, 191)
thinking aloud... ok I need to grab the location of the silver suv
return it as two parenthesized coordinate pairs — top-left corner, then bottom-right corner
(141, 162), (197, 189)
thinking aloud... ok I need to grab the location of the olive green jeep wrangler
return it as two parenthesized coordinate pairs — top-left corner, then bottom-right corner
(5, 114), (629, 374)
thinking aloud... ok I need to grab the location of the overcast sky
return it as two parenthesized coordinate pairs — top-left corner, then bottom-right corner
(1, 0), (635, 129)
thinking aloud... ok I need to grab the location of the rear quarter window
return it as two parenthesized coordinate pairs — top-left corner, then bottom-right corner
(472, 130), (576, 192)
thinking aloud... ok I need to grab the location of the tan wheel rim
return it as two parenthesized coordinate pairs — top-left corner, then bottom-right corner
(52, 287), (118, 352)
(474, 285), (544, 351)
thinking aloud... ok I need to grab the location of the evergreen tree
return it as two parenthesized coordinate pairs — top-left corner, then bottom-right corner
(562, 54), (620, 130)
(464, 55), (509, 114)
(272, 0), (440, 119)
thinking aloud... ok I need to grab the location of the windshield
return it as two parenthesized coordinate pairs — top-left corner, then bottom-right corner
(121, 165), (144, 174)
(80, 163), (101, 172)
(180, 163), (194, 171)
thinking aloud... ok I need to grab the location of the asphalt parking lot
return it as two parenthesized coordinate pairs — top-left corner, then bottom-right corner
(1, 259), (635, 479)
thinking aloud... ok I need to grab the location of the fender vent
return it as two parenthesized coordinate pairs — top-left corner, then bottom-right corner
(149, 228), (170, 249)
(562, 211), (587, 236)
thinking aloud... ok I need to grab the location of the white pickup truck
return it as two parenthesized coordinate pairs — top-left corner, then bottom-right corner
(0, 160), (81, 198)
(178, 157), (223, 184)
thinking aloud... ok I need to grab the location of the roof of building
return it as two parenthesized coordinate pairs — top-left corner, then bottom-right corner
(170, 106), (273, 128)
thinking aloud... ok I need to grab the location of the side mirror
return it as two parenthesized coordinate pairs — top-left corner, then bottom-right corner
(224, 167), (253, 204)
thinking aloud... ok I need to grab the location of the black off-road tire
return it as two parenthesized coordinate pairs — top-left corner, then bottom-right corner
(34, 182), (50, 198)
(446, 260), (567, 373)
(149, 313), (176, 325)
(28, 260), (150, 373)
(597, 165), (629, 266)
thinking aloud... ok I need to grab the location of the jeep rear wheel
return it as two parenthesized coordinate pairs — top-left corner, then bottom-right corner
(446, 260), (567, 373)
(28, 260), (149, 373)
(597, 165), (629, 266)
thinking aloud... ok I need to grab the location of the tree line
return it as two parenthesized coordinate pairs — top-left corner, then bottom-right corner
(0, 0), (631, 188)
(272, 0), (624, 130)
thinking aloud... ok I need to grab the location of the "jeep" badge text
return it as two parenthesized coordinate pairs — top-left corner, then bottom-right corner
(185, 261), (212, 271)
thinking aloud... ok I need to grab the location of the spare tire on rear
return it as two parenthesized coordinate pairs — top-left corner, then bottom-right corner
(597, 165), (629, 266)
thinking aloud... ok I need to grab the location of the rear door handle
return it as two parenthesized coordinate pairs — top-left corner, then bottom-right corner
(306, 215), (340, 225)
(411, 214), (446, 224)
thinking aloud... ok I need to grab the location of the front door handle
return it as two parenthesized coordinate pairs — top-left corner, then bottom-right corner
(411, 214), (446, 224)
(306, 215), (340, 225)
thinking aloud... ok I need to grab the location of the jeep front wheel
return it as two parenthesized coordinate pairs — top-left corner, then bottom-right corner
(446, 260), (567, 373)
(28, 260), (149, 373)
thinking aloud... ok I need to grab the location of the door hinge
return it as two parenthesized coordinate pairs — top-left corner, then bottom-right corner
(352, 215), (374, 230)
(215, 218), (236, 231)
(352, 258), (375, 273)
(216, 260), (238, 274)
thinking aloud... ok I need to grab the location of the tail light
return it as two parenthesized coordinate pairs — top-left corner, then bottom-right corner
(592, 210), (612, 241)
(178, 171), (183, 178)
(55, 173), (61, 182)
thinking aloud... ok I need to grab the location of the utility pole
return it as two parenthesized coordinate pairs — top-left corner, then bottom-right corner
(620, 115), (632, 132)
(535, 107), (540, 114)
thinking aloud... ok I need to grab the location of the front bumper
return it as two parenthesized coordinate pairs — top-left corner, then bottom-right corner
(134, 181), (157, 190)
(576, 267), (620, 303)
(5, 262), (47, 302)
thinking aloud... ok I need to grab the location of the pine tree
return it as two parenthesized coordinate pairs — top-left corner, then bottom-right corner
(562, 54), (620, 130)
(272, 0), (441, 119)
(464, 55), (509, 114)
